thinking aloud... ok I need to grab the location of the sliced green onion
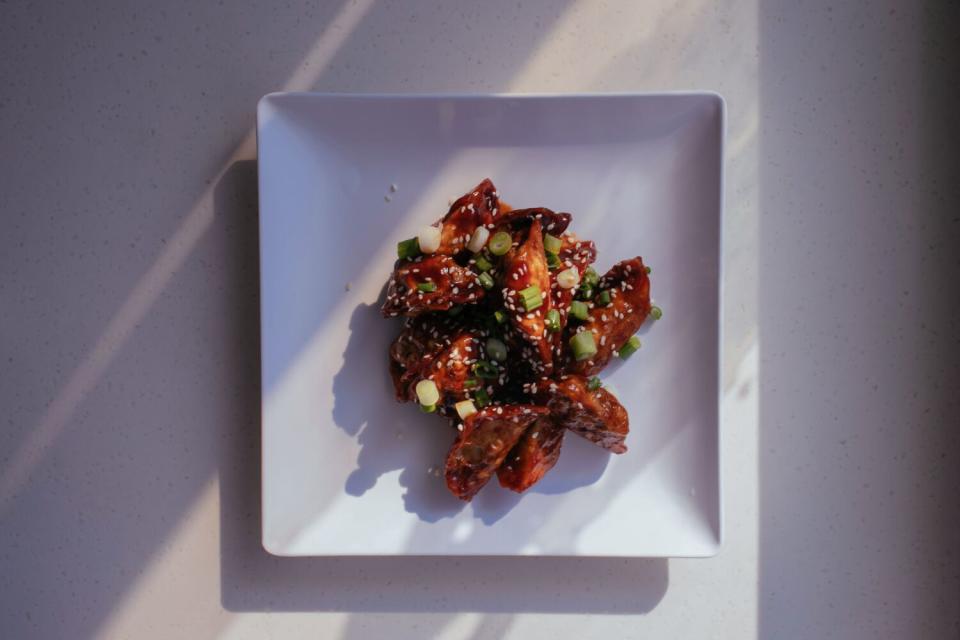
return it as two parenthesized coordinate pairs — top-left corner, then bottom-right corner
(455, 399), (477, 420)
(485, 338), (508, 362)
(472, 360), (499, 379)
(545, 308), (561, 332)
(546, 252), (561, 270)
(397, 237), (420, 260)
(474, 387), (490, 408)
(650, 305), (662, 320)
(488, 231), (512, 256)
(493, 310), (508, 325)
(618, 335), (641, 360)
(420, 403), (437, 413)
(478, 272), (495, 290)
(578, 284), (594, 300)
(569, 331), (597, 362)
(464, 378), (480, 389)
(556, 267), (579, 289)
(519, 285), (543, 311)
(582, 267), (599, 287)
(417, 281), (437, 293)
(587, 376), (602, 391)
(475, 254), (494, 272)
(597, 290), (611, 307)
(569, 300), (589, 321)
(418, 225), (441, 254)
(415, 379), (440, 406)
(467, 226), (490, 253)
(645, 266), (652, 274)
(543, 233), (562, 254)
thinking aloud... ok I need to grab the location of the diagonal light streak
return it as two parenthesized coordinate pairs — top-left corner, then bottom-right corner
(0, 0), (377, 511)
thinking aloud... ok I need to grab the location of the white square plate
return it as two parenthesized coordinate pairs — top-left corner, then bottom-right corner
(258, 93), (723, 556)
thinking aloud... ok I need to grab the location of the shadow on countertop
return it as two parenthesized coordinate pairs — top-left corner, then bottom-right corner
(756, 1), (960, 637)
(216, 159), (670, 616)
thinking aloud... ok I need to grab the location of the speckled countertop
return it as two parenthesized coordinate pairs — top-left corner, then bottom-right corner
(1, 1), (958, 639)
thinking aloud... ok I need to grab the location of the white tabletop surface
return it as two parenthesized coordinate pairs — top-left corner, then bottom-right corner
(1, 1), (958, 639)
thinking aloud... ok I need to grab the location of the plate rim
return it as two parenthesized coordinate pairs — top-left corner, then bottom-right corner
(256, 91), (726, 558)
